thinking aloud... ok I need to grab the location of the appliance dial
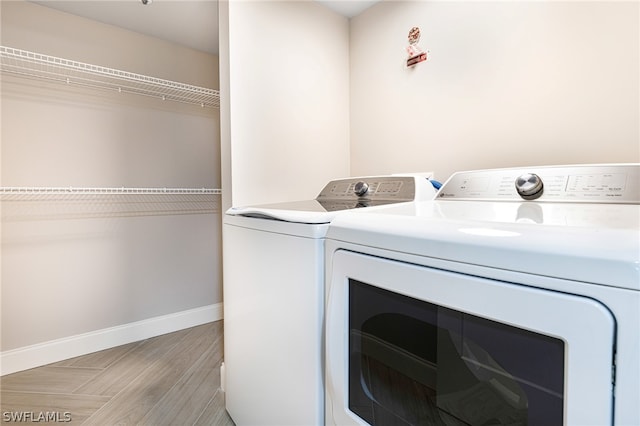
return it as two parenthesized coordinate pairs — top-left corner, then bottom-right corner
(515, 173), (544, 200)
(354, 181), (369, 196)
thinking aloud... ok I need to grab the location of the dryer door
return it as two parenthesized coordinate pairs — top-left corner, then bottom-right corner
(326, 250), (615, 426)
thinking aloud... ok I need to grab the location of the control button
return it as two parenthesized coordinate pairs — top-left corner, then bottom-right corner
(354, 181), (369, 196)
(515, 173), (544, 200)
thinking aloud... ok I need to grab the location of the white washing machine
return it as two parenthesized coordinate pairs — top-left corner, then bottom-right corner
(325, 164), (639, 426)
(222, 175), (437, 426)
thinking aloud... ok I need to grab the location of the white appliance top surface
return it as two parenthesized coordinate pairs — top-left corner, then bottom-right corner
(225, 199), (416, 224)
(226, 200), (345, 224)
(226, 175), (436, 224)
(327, 164), (640, 290)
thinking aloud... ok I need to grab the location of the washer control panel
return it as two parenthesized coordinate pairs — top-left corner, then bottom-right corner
(317, 176), (417, 201)
(438, 164), (640, 203)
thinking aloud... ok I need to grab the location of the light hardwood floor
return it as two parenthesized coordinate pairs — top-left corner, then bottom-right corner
(1, 321), (235, 425)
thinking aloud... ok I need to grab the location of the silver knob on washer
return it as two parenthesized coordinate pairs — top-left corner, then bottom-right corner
(354, 181), (369, 196)
(515, 173), (544, 200)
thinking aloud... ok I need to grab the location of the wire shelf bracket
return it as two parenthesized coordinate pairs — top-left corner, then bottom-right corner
(0, 45), (220, 108)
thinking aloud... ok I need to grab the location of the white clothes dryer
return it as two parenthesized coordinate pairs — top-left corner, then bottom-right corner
(325, 164), (639, 426)
(222, 175), (437, 426)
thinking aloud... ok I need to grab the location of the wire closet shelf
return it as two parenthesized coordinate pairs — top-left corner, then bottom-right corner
(0, 45), (220, 108)
(0, 187), (222, 196)
(0, 187), (222, 219)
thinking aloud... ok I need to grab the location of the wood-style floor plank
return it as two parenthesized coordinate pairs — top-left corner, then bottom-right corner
(1, 391), (110, 424)
(53, 341), (140, 369)
(72, 326), (192, 397)
(1, 366), (102, 394)
(140, 322), (224, 425)
(0, 321), (235, 425)
(194, 389), (236, 426)
(82, 323), (221, 425)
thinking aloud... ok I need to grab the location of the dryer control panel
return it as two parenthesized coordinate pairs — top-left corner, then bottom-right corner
(438, 164), (640, 203)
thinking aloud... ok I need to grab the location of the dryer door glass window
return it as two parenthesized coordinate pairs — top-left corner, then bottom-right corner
(348, 279), (565, 426)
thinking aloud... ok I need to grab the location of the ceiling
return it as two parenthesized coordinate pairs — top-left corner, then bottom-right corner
(30, 1), (380, 56)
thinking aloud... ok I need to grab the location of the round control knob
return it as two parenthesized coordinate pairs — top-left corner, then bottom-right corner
(515, 173), (544, 200)
(354, 181), (369, 196)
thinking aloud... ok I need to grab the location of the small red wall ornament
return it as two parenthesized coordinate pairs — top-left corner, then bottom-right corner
(406, 26), (428, 67)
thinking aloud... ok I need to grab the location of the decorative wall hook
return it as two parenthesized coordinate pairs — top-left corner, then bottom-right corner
(406, 26), (428, 67)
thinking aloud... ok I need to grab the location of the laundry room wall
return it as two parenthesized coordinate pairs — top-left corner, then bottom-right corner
(221, 0), (350, 208)
(1, 1), (221, 374)
(349, 1), (640, 182)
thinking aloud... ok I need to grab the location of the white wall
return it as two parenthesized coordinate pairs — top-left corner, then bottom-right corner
(224, 0), (350, 207)
(350, 1), (640, 182)
(1, 1), (221, 373)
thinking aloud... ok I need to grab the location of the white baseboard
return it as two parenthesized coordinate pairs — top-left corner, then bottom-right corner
(1, 303), (223, 376)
